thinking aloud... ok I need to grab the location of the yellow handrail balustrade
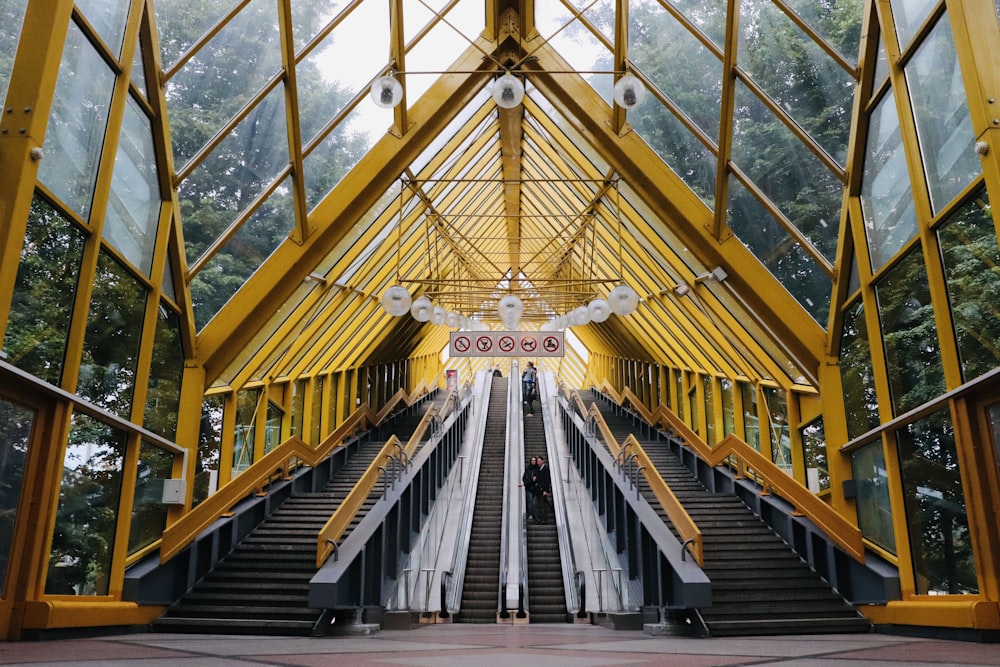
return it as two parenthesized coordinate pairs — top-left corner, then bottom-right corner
(316, 436), (401, 567)
(584, 403), (704, 566)
(159, 385), (433, 563)
(593, 380), (866, 563)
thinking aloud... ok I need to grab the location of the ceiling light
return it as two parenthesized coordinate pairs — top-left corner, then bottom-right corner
(371, 75), (403, 108)
(587, 298), (611, 323)
(410, 296), (432, 322)
(381, 285), (412, 316)
(613, 73), (646, 110)
(608, 284), (639, 315)
(492, 73), (524, 109)
(431, 306), (447, 326)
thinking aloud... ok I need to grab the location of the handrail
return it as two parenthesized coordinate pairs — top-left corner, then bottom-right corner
(593, 380), (866, 563)
(582, 402), (704, 566)
(316, 435), (402, 567)
(159, 385), (433, 563)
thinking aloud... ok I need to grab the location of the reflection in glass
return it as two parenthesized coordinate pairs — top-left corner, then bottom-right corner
(897, 411), (978, 594)
(703, 375), (716, 445)
(839, 299), (880, 440)
(164, 0), (281, 169)
(873, 33), (889, 91)
(194, 395), (223, 506)
(732, 82), (842, 261)
(302, 105), (372, 211)
(860, 93), (917, 271)
(875, 248), (944, 415)
(763, 386), (791, 472)
(234, 388), (259, 475)
(131, 34), (147, 99)
(0, 0), (29, 107)
(189, 177), (294, 329)
(46, 413), (125, 596)
(265, 401), (283, 454)
(905, 16), (979, 214)
(727, 178), (831, 323)
(155, 0), (235, 69)
(937, 190), (1000, 382)
(128, 441), (174, 554)
(0, 397), (33, 597)
(721, 378), (735, 437)
(989, 404), (1000, 486)
(75, 0), (129, 57)
(888, 0), (937, 52)
(3, 196), (86, 386)
(782, 0), (864, 67)
(630, 2), (722, 139)
(851, 440), (895, 552)
(180, 87), (289, 267)
(738, 0), (857, 166)
(675, 372), (685, 420)
(144, 303), (184, 440)
(311, 376), (324, 444)
(78, 252), (147, 418)
(741, 380), (759, 450)
(801, 418), (829, 493)
(105, 96), (161, 276)
(689, 388), (699, 436)
(37, 22), (114, 221)
(291, 380), (306, 438)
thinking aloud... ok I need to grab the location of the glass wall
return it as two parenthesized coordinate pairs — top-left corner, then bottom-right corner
(851, 440), (896, 553)
(801, 417), (829, 493)
(0, 397), (32, 597)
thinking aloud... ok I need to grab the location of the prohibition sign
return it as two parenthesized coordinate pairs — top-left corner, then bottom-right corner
(520, 336), (537, 353)
(453, 336), (471, 353)
(498, 335), (516, 352)
(476, 336), (493, 352)
(543, 336), (561, 353)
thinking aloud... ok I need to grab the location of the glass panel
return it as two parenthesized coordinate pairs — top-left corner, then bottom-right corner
(78, 252), (147, 418)
(291, 379), (306, 438)
(703, 375), (716, 445)
(873, 34), (889, 91)
(302, 105), (372, 211)
(296, 0), (388, 145)
(75, 0), (130, 58)
(840, 299), (880, 440)
(721, 378), (735, 436)
(688, 388), (699, 435)
(194, 395), (223, 506)
(179, 87), (289, 267)
(801, 417), (829, 493)
(2, 196), (86, 386)
(104, 96), (161, 276)
(0, 0), (29, 107)
(875, 248), (944, 415)
(782, 0), (864, 66)
(328, 373), (340, 434)
(161, 250), (176, 302)
(164, 0), (281, 170)
(130, 33), (147, 99)
(189, 176), (294, 329)
(46, 412), (125, 596)
(851, 439), (896, 552)
(657, 0), (727, 47)
(535, 2), (613, 108)
(888, 0), (937, 52)
(629, 88), (717, 205)
(311, 376), (324, 443)
(401, 2), (481, 111)
(144, 303), (184, 439)
(675, 372), (684, 419)
(265, 401), (282, 454)
(741, 380), (759, 450)
(860, 92), (917, 271)
(290, 2), (339, 53)
(37, 21), (114, 221)
(233, 387), (259, 475)
(937, 189), (1000, 382)
(727, 178), (832, 323)
(631, 2), (722, 139)
(989, 403), (1000, 485)
(897, 410), (978, 594)
(731, 82), (842, 261)
(905, 15), (979, 214)
(738, 0), (857, 166)
(763, 386), (791, 472)
(154, 0), (235, 69)
(128, 441), (173, 554)
(0, 397), (33, 597)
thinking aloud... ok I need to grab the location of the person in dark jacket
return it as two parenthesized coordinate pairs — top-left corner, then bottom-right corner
(522, 361), (537, 416)
(532, 455), (552, 523)
(519, 456), (538, 522)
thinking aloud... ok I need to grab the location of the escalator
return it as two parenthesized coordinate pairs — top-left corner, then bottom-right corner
(582, 390), (871, 637)
(455, 376), (507, 623)
(523, 410), (568, 623)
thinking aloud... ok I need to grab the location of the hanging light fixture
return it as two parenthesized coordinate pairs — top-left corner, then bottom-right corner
(410, 295), (433, 322)
(370, 74), (403, 108)
(381, 285), (412, 316)
(492, 73), (524, 109)
(587, 298), (611, 323)
(431, 306), (447, 326)
(608, 284), (639, 315)
(613, 73), (645, 110)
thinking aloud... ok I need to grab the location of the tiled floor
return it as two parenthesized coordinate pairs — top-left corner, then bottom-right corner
(1, 624), (998, 666)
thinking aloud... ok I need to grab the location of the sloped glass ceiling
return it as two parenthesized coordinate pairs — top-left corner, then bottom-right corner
(156, 1), (863, 390)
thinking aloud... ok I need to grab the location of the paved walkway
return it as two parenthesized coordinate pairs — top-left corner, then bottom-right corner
(1, 624), (998, 666)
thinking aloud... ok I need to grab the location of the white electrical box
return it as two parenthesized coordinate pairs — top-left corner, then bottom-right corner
(161, 479), (187, 505)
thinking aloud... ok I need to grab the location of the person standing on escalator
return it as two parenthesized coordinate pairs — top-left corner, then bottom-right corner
(532, 455), (552, 523)
(522, 361), (537, 416)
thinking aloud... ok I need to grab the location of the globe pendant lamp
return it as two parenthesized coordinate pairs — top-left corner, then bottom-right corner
(613, 73), (645, 109)
(492, 73), (524, 109)
(587, 298), (611, 323)
(381, 285), (412, 316)
(371, 75), (403, 108)
(431, 305), (447, 326)
(608, 284), (639, 315)
(410, 295), (433, 322)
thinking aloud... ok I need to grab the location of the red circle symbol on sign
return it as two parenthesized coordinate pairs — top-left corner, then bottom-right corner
(476, 336), (493, 352)
(521, 336), (537, 352)
(543, 336), (560, 352)
(499, 335), (515, 352)
(454, 336), (470, 352)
